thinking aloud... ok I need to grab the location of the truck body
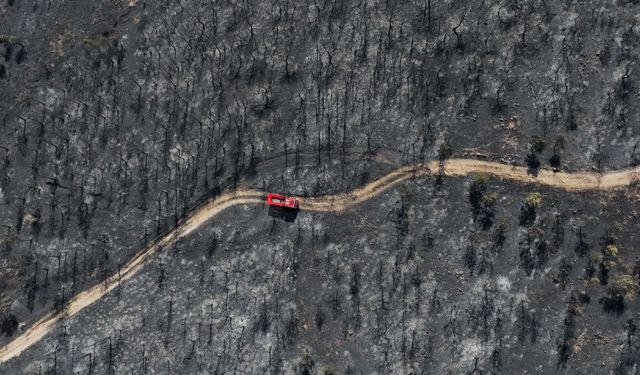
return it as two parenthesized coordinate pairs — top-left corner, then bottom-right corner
(266, 193), (299, 209)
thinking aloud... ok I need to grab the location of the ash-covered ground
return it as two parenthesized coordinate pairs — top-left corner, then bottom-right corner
(5, 169), (640, 374)
(2, 0), (640, 373)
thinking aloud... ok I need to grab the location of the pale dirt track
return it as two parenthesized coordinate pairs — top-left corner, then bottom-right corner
(301, 160), (640, 212)
(1, 159), (639, 364)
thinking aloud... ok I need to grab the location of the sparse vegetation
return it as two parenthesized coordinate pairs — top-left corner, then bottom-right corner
(322, 365), (336, 375)
(297, 349), (314, 375)
(525, 192), (542, 209)
(610, 275), (638, 299)
(520, 192), (542, 226)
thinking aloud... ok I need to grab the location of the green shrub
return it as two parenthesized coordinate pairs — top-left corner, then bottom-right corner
(610, 275), (638, 299)
(525, 192), (542, 209)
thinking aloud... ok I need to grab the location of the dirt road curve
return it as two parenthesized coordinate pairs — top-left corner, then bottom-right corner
(1, 159), (639, 364)
(301, 159), (640, 211)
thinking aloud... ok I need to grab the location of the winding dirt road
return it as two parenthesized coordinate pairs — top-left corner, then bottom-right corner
(1, 158), (639, 364)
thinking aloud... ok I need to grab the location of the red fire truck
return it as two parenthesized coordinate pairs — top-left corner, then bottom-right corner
(266, 193), (299, 209)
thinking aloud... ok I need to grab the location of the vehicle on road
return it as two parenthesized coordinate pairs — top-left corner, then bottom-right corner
(266, 193), (299, 209)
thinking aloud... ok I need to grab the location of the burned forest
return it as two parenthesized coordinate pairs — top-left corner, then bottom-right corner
(2, 0), (640, 374)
